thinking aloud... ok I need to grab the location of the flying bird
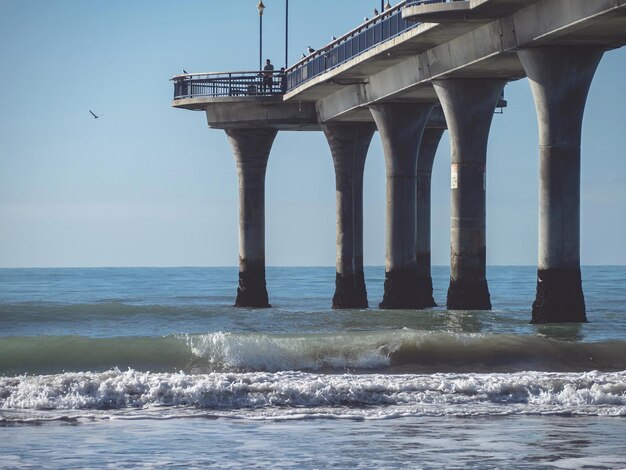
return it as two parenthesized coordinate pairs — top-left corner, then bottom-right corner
(89, 110), (101, 119)
(307, 46), (315, 54)
(183, 69), (188, 74)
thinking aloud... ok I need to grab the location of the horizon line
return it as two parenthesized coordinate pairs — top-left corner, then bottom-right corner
(1, 264), (625, 269)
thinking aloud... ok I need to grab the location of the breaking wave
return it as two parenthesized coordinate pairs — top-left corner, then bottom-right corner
(1, 370), (625, 422)
(2, 329), (626, 375)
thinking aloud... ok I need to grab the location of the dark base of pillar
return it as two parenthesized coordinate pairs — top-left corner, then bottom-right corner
(333, 272), (368, 309)
(417, 275), (437, 308)
(531, 268), (586, 324)
(234, 269), (271, 308)
(446, 278), (491, 310)
(379, 269), (437, 309)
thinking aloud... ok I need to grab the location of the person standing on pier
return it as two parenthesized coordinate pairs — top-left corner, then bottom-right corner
(262, 59), (274, 92)
(279, 67), (287, 93)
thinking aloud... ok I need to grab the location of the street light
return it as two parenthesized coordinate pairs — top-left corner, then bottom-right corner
(285, 0), (289, 69)
(258, 0), (265, 71)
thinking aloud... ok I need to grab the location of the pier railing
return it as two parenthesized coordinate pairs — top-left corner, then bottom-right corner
(173, 1), (425, 100)
(172, 71), (286, 100)
(405, 0), (460, 5)
(285, 1), (420, 90)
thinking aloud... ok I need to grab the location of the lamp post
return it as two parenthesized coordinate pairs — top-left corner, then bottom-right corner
(285, 0), (289, 69)
(258, 0), (265, 71)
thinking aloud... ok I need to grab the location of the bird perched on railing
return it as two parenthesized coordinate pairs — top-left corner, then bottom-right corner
(307, 46), (315, 54)
(331, 35), (337, 40)
(374, 8), (379, 15)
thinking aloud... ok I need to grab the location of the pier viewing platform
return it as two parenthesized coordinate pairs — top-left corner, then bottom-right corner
(171, 0), (626, 322)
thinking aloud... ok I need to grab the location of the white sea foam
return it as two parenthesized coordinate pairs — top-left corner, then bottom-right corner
(181, 330), (398, 372)
(1, 370), (625, 422)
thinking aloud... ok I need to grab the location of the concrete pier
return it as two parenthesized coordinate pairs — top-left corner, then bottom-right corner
(433, 79), (505, 310)
(370, 103), (434, 309)
(225, 128), (278, 308)
(322, 122), (376, 309)
(518, 47), (604, 324)
(174, 1), (626, 319)
(416, 126), (446, 308)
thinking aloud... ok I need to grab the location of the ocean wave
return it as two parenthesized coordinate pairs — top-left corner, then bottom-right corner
(2, 330), (626, 375)
(0, 301), (212, 319)
(1, 370), (625, 422)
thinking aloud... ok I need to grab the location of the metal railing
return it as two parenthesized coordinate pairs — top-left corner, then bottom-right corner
(405, 0), (461, 5)
(173, 1), (427, 100)
(172, 71), (286, 100)
(285, 1), (420, 91)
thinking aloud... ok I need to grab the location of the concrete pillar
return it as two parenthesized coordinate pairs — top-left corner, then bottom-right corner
(322, 122), (376, 309)
(518, 46), (604, 324)
(416, 125), (446, 308)
(225, 128), (278, 308)
(370, 103), (434, 309)
(433, 79), (506, 310)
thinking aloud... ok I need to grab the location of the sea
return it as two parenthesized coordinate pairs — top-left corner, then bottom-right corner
(1, 266), (625, 469)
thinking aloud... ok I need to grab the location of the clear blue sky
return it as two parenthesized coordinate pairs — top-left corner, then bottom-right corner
(1, 0), (625, 268)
